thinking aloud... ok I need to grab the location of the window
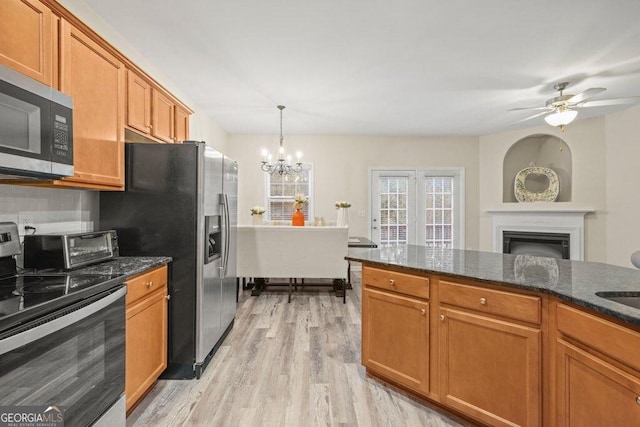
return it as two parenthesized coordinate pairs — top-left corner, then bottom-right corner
(424, 176), (454, 248)
(265, 164), (313, 222)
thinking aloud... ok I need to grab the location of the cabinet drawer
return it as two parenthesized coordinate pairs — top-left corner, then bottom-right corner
(126, 265), (168, 306)
(363, 267), (429, 299)
(439, 280), (541, 324)
(556, 303), (640, 372)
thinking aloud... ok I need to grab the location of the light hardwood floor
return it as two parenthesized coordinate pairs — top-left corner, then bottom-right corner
(126, 273), (468, 427)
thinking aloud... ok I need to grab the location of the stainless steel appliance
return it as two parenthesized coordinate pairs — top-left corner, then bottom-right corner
(0, 222), (126, 426)
(23, 230), (119, 270)
(100, 141), (238, 379)
(0, 64), (73, 179)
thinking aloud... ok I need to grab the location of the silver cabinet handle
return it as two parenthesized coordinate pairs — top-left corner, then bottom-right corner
(146, 281), (154, 288)
(480, 297), (487, 305)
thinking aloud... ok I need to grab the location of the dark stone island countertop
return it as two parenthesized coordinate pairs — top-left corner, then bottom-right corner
(76, 256), (172, 280)
(347, 245), (640, 327)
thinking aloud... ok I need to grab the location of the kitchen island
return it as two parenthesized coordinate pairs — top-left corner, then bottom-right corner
(346, 245), (640, 427)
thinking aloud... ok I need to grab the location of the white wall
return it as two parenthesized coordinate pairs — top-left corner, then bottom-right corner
(226, 134), (480, 249)
(479, 117), (608, 262)
(605, 104), (640, 267)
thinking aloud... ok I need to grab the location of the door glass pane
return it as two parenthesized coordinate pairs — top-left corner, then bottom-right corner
(378, 176), (409, 245)
(424, 176), (454, 248)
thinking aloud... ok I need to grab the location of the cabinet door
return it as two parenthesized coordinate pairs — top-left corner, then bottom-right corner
(125, 288), (168, 412)
(0, 0), (53, 85)
(556, 339), (640, 426)
(439, 307), (541, 427)
(174, 106), (189, 143)
(126, 69), (152, 134)
(59, 20), (125, 188)
(362, 287), (429, 395)
(152, 89), (174, 143)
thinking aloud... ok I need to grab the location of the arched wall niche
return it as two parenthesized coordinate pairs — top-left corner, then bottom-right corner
(502, 134), (572, 203)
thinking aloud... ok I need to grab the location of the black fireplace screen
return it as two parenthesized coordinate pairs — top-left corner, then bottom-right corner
(503, 231), (570, 259)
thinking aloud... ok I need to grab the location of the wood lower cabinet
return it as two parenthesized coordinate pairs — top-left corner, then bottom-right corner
(125, 266), (168, 413)
(438, 307), (541, 426)
(362, 267), (430, 395)
(362, 287), (429, 395)
(554, 302), (640, 426)
(59, 19), (125, 189)
(0, 0), (53, 85)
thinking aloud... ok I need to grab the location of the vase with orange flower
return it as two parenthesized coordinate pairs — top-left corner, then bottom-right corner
(292, 194), (308, 226)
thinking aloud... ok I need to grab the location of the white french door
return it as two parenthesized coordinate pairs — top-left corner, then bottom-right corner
(370, 171), (417, 245)
(370, 168), (464, 248)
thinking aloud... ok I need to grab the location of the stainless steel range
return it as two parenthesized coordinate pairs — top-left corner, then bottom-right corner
(0, 222), (126, 426)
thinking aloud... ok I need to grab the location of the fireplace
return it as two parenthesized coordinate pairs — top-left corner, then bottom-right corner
(503, 231), (570, 259)
(488, 209), (593, 261)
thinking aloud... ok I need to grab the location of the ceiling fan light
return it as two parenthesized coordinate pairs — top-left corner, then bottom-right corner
(544, 109), (578, 127)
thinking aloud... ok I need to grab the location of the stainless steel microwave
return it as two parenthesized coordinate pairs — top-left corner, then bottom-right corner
(0, 64), (73, 179)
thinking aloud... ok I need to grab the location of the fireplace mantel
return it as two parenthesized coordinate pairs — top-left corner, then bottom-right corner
(487, 208), (595, 261)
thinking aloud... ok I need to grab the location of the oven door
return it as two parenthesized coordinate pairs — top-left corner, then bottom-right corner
(0, 286), (126, 426)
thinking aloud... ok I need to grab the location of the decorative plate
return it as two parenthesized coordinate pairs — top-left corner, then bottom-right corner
(514, 165), (559, 202)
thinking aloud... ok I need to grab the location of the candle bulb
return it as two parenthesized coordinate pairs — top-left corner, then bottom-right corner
(261, 148), (268, 163)
(296, 151), (302, 163)
(278, 146), (285, 161)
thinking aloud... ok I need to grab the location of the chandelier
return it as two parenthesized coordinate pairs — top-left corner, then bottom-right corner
(260, 105), (303, 175)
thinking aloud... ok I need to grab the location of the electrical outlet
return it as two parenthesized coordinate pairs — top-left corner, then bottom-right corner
(18, 213), (35, 234)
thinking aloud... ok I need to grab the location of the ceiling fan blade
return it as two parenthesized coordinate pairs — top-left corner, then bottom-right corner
(566, 87), (606, 105)
(508, 106), (551, 111)
(579, 97), (640, 108)
(512, 110), (551, 124)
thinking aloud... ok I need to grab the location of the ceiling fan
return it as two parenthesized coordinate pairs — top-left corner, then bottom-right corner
(511, 82), (640, 131)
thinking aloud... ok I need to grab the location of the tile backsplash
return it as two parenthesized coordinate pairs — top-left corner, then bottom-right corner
(0, 185), (98, 237)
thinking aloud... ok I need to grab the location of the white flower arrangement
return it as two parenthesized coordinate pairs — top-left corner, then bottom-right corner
(335, 201), (351, 209)
(293, 194), (309, 207)
(250, 206), (265, 216)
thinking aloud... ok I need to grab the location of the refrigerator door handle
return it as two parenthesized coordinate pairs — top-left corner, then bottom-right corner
(222, 193), (230, 277)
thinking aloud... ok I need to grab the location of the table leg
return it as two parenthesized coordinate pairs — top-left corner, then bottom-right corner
(251, 278), (267, 296)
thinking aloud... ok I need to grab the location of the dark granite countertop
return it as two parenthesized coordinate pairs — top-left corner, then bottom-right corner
(347, 245), (640, 327)
(76, 256), (172, 280)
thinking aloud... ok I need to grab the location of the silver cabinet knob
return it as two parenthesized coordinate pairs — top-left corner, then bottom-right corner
(420, 309), (426, 316)
(480, 297), (487, 305)
(146, 281), (154, 288)
(166, 294), (171, 300)
(636, 396), (640, 405)
(389, 279), (396, 286)
(439, 314), (445, 321)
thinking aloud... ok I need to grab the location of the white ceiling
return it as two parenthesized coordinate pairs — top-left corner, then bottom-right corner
(83, 0), (640, 136)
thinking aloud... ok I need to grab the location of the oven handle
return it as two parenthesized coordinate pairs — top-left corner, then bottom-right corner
(0, 286), (126, 356)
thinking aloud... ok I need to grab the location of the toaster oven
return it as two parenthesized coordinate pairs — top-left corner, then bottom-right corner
(23, 230), (119, 270)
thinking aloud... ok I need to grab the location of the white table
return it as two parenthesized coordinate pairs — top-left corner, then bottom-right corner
(237, 225), (349, 302)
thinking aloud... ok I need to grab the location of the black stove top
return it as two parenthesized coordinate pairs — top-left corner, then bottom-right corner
(0, 272), (124, 335)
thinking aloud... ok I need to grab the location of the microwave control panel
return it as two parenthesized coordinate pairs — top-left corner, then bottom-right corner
(50, 103), (73, 166)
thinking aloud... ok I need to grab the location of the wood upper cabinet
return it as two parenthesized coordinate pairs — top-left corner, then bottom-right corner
(151, 89), (174, 143)
(125, 265), (168, 413)
(174, 105), (189, 142)
(0, 0), (53, 85)
(361, 267), (430, 396)
(59, 19), (125, 189)
(126, 69), (152, 134)
(555, 302), (640, 426)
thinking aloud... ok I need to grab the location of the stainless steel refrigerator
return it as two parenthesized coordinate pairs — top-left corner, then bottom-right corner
(100, 141), (238, 379)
